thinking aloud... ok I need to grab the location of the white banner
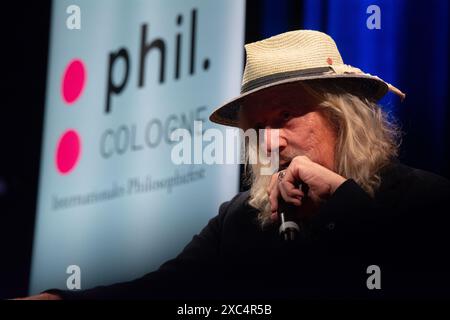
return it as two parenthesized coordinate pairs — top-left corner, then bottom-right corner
(30, 0), (245, 294)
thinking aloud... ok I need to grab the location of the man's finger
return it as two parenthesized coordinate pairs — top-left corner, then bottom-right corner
(269, 183), (280, 213)
(266, 173), (279, 197)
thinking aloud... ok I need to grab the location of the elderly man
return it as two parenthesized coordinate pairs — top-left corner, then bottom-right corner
(25, 30), (450, 300)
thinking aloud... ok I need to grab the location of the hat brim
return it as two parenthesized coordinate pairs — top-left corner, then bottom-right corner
(209, 74), (389, 127)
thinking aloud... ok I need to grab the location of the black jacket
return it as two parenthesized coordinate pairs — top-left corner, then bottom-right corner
(53, 162), (450, 299)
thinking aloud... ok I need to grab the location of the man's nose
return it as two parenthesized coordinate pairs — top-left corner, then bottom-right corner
(263, 127), (285, 154)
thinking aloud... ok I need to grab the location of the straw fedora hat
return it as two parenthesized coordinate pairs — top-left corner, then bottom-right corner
(210, 30), (405, 127)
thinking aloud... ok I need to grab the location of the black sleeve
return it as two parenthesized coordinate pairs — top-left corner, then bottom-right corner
(45, 199), (233, 300)
(309, 176), (450, 298)
(309, 178), (378, 237)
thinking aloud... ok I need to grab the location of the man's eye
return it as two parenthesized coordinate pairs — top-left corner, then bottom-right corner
(281, 111), (292, 121)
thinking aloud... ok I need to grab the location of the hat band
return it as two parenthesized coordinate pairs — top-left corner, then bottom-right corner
(241, 66), (333, 94)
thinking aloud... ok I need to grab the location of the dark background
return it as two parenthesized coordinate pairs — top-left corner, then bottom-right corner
(1, 0), (449, 299)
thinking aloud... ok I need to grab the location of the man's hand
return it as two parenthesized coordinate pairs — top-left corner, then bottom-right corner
(13, 293), (62, 300)
(267, 155), (346, 221)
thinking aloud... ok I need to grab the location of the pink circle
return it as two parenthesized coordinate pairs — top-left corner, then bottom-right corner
(62, 59), (86, 104)
(56, 130), (81, 174)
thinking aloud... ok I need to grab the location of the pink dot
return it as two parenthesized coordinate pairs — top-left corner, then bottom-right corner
(62, 59), (86, 104)
(56, 130), (81, 175)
